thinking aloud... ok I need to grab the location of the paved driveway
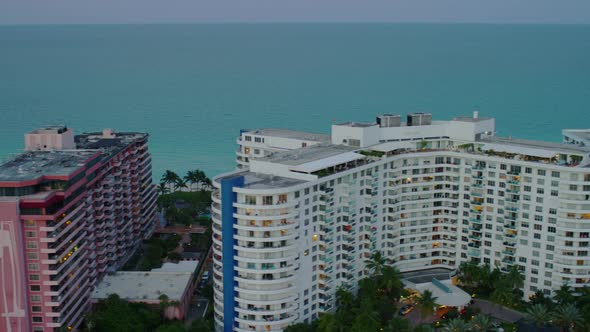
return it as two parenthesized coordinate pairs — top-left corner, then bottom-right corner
(472, 299), (524, 323)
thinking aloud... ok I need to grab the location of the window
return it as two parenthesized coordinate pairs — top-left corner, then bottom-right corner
(26, 241), (38, 249)
(24, 220), (36, 227)
(28, 263), (39, 271)
(538, 170), (546, 176)
(551, 171), (560, 178)
(262, 196), (273, 205)
(25, 231), (36, 238)
(27, 252), (38, 260)
(32, 317), (43, 323)
(31, 295), (41, 302)
(244, 135), (251, 141)
(31, 306), (42, 313)
(29, 274), (40, 281)
(30, 285), (41, 292)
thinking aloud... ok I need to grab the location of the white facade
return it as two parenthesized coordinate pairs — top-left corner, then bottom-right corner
(236, 129), (329, 168)
(214, 113), (590, 332)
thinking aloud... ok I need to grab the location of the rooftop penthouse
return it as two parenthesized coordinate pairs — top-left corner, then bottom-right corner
(239, 112), (590, 181)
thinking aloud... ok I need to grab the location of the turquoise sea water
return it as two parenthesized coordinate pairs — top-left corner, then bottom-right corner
(1, 23), (589, 179)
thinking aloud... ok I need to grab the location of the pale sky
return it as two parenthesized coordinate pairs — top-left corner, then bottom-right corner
(1, 0), (590, 25)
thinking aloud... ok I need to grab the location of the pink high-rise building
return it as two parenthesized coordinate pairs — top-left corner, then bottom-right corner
(0, 126), (157, 332)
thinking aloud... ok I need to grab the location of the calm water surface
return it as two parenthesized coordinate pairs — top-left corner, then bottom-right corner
(1, 23), (589, 179)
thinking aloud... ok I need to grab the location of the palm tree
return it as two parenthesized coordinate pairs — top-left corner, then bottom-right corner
(530, 290), (553, 307)
(470, 314), (493, 332)
(379, 265), (403, 299)
(383, 315), (412, 332)
(316, 313), (337, 332)
(525, 304), (551, 327)
(332, 309), (351, 332)
(161, 170), (181, 191)
(552, 303), (584, 332)
(157, 182), (169, 195)
(365, 251), (386, 276)
(184, 169), (212, 191)
(173, 178), (188, 192)
(554, 283), (575, 305)
(412, 325), (434, 332)
(504, 265), (524, 289)
(416, 290), (438, 322)
(184, 170), (203, 191)
(457, 262), (483, 289)
(351, 299), (380, 332)
(441, 318), (469, 332)
(335, 287), (354, 310)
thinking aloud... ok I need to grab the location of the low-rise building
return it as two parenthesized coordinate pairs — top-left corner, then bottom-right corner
(91, 261), (198, 320)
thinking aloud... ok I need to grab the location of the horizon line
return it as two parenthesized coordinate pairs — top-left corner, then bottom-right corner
(1, 20), (590, 27)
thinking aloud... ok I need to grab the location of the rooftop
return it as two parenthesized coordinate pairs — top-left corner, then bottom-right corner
(75, 131), (147, 161)
(452, 116), (494, 123)
(151, 261), (199, 273)
(28, 125), (70, 134)
(563, 129), (590, 142)
(243, 128), (329, 142)
(91, 270), (193, 302)
(335, 121), (377, 128)
(482, 136), (590, 155)
(261, 144), (357, 166)
(241, 172), (306, 189)
(0, 150), (96, 182)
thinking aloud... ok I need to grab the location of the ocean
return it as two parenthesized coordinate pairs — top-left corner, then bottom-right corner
(1, 23), (589, 180)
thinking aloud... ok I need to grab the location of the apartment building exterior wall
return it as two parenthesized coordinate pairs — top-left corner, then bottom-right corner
(0, 127), (157, 332)
(214, 114), (590, 332)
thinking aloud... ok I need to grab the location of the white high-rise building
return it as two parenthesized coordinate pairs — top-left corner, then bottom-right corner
(212, 112), (590, 332)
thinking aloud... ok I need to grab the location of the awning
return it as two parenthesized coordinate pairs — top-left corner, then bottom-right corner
(289, 152), (365, 173)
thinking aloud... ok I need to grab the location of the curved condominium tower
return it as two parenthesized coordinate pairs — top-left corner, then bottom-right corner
(213, 113), (590, 332)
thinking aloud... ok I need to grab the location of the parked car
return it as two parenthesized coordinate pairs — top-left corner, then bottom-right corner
(399, 305), (415, 316)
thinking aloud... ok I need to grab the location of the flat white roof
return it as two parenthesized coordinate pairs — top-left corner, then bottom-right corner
(262, 144), (357, 166)
(151, 260), (199, 273)
(290, 151), (365, 173)
(415, 280), (472, 307)
(92, 271), (193, 302)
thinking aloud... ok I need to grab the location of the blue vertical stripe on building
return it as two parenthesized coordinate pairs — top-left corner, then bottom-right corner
(221, 175), (244, 332)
